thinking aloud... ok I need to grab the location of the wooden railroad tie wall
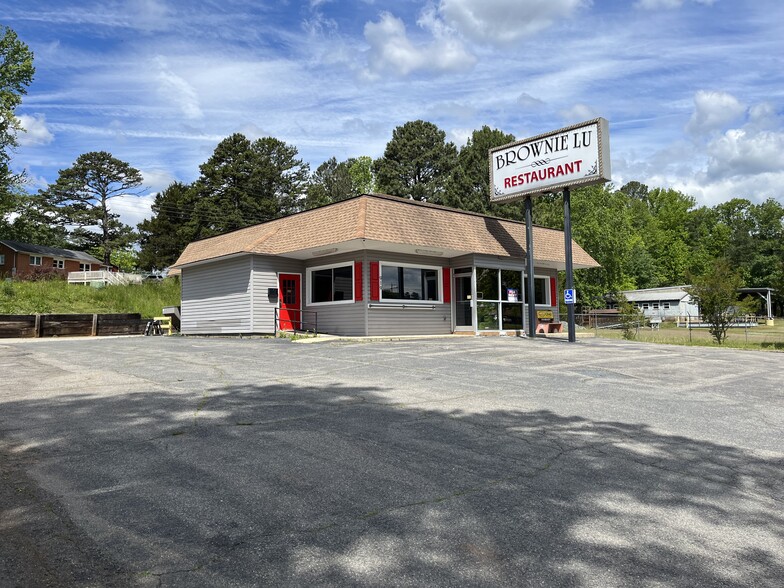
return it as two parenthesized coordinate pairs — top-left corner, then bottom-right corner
(0, 314), (147, 338)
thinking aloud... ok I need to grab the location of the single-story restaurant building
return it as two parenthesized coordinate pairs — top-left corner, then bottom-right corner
(171, 193), (599, 336)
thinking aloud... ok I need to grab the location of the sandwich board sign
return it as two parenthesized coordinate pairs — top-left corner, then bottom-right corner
(489, 118), (611, 203)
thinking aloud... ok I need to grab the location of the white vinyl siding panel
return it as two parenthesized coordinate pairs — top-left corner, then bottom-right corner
(181, 256), (252, 334)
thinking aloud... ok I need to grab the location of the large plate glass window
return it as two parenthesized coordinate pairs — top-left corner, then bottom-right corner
(380, 263), (440, 302)
(308, 263), (354, 305)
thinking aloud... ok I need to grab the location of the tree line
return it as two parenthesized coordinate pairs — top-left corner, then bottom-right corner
(1, 26), (782, 314)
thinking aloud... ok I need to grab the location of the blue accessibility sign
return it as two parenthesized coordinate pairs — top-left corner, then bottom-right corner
(564, 289), (576, 304)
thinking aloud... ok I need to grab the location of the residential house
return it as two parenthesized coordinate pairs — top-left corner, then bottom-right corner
(0, 240), (105, 279)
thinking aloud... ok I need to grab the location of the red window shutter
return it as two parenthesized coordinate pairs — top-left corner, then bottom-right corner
(354, 261), (363, 301)
(442, 267), (451, 303)
(369, 262), (380, 301)
(550, 277), (557, 307)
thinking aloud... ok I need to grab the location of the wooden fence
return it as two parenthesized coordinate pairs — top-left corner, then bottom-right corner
(0, 313), (147, 338)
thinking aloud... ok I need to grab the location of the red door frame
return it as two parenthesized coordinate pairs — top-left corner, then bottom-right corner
(278, 273), (301, 331)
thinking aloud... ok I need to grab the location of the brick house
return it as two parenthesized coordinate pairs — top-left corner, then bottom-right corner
(0, 240), (105, 279)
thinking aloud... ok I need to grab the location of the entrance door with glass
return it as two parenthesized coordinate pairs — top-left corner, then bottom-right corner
(453, 272), (473, 331)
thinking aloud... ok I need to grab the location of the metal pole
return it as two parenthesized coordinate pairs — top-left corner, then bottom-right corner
(563, 187), (576, 343)
(525, 196), (537, 339)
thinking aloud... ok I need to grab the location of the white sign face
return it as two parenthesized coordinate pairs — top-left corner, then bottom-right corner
(489, 118), (611, 202)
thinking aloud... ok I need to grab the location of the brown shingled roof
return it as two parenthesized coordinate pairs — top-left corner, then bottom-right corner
(172, 193), (599, 269)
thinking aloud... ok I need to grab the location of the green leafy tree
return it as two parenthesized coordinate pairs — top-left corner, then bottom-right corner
(137, 182), (197, 270)
(191, 133), (309, 237)
(305, 155), (379, 210)
(43, 152), (142, 265)
(0, 26), (35, 196)
(110, 248), (139, 272)
(444, 126), (515, 214)
(374, 120), (457, 203)
(686, 259), (749, 345)
(569, 184), (637, 308)
(617, 293), (645, 340)
(4, 193), (70, 246)
(347, 155), (376, 194)
(252, 136), (309, 217)
(305, 157), (356, 209)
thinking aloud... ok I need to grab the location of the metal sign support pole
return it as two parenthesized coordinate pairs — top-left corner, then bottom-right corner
(525, 195), (537, 339)
(563, 187), (576, 343)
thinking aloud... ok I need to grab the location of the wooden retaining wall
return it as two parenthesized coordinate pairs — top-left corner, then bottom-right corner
(0, 314), (147, 338)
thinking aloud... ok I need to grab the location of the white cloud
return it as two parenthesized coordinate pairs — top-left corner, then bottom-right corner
(663, 172), (784, 208)
(517, 92), (546, 109)
(141, 169), (177, 192)
(447, 128), (473, 147)
(635, 0), (683, 8)
(623, 98), (784, 207)
(108, 193), (157, 227)
(363, 12), (476, 78)
(635, 0), (717, 9)
(560, 103), (600, 123)
(686, 91), (746, 136)
(438, 0), (585, 45)
(154, 56), (203, 120)
(17, 115), (55, 146)
(706, 129), (784, 180)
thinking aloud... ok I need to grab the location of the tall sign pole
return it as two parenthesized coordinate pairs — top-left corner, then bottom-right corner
(525, 196), (537, 339)
(563, 187), (576, 342)
(489, 118), (611, 343)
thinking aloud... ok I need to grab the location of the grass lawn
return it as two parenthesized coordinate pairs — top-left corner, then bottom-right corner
(0, 278), (181, 318)
(592, 319), (784, 351)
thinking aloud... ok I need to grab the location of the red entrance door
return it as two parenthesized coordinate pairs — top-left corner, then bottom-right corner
(278, 274), (301, 331)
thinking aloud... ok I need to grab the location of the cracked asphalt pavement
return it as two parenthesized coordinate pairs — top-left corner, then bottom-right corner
(1, 335), (782, 587)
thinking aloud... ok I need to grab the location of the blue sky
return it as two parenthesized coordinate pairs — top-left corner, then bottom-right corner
(6, 0), (784, 227)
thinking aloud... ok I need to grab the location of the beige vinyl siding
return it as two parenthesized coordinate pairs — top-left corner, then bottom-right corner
(181, 256), (252, 334)
(251, 255), (304, 333)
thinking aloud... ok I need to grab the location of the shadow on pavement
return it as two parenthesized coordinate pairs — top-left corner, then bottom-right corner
(1, 380), (783, 586)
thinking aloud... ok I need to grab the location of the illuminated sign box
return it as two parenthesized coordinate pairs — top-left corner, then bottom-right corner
(489, 118), (611, 203)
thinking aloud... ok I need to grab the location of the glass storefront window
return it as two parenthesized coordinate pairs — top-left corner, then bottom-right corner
(381, 264), (439, 301)
(501, 270), (521, 302)
(477, 301), (499, 330)
(501, 303), (523, 329)
(476, 268), (499, 300)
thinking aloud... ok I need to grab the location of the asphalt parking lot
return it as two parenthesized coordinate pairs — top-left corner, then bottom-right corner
(1, 335), (782, 587)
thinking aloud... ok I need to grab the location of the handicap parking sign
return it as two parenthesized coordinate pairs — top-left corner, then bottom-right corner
(564, 289), (576, 304)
